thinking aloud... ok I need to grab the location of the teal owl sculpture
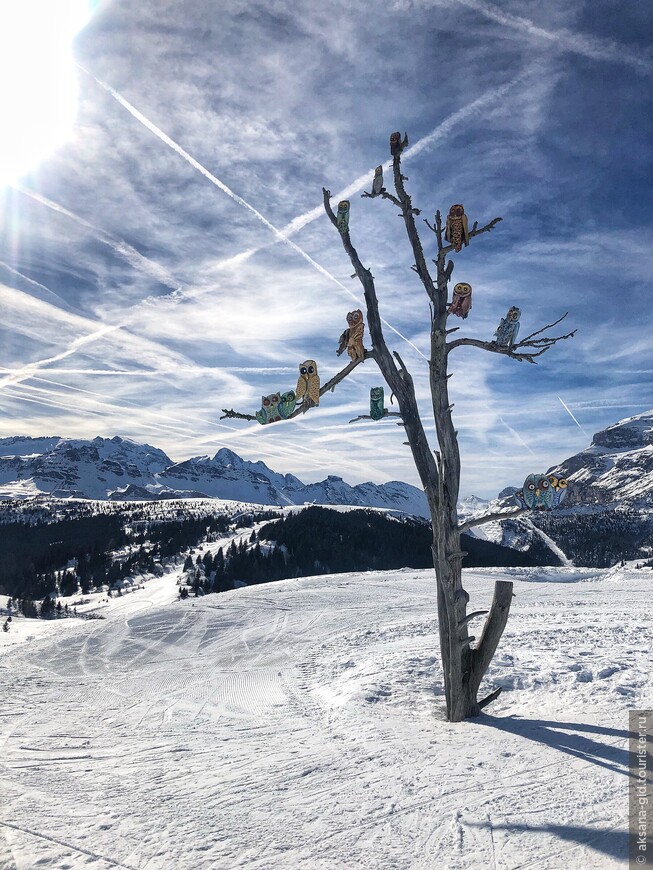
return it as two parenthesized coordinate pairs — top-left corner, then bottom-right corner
(370, 387), (386, 420)
(336, 200), (350, 234)
(278, 390), (297, 419)
(517, 474), (554, 510)
(255, 393), (281, 425)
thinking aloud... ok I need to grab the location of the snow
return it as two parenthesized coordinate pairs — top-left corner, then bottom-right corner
(1, 562), (650, 868)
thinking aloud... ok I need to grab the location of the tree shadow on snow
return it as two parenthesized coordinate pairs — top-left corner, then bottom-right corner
(466, 819), (627, 863)
(476, 714), (646, 780)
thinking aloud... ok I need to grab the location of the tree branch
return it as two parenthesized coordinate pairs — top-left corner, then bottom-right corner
(220, 351), (375, 421)
(447, 313), (577, 364)
(348, 411), (403, 423)
(458, 507), (528, 534)
(439, 216), (502, 257)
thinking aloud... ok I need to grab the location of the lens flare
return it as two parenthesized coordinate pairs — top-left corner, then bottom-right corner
(0, 1), (98, 186)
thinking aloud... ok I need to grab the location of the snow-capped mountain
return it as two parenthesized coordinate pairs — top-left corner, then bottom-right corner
(545, 411), (653, 507)
(471, 411), (653, 566)
(0, 437), (429, 517)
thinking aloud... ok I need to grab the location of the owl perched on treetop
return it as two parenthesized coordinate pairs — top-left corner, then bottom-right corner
(390, 131), (408, 155)
(336, 309), (366, 362)
(296, 360), (320, 407)
(493, 307), (521, 349)
(336, 200), (350, 234)
(255, 393), (281, 425)
(448, 283), (472, 319)
(445, 204), (470, 252)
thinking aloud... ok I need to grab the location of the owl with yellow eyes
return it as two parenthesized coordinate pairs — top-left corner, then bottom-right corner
(296, 360), (320, 407)
(547, 475), (569, 508)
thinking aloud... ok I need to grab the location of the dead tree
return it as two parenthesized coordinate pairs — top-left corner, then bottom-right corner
(223, 133), (575, 721)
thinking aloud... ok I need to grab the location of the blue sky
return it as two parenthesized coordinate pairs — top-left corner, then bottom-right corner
(0, 0), (652, 497)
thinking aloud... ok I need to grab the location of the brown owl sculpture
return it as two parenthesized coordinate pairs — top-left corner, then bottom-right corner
(336, 309), (365, 362)
(390, 131), (409, 155)
(445, 204), (470, 252)
(449, 282), (472, 319)
(296, 359), (320, 407)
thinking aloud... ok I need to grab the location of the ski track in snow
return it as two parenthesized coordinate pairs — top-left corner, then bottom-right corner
(0, 562), (651, 869)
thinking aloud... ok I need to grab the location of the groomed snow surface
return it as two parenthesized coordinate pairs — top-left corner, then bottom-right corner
(1, 563), (651, 869)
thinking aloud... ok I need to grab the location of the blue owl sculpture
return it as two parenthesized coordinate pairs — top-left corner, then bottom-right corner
(514, 473), (570, 510)
(493, 306), (521, 349)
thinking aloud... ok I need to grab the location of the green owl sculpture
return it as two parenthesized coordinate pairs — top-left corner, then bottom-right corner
(336, 200), (350, 234)
(370, 387), (386, 421)
(256, 393), (281, 424)
(278, 390), (297, 419)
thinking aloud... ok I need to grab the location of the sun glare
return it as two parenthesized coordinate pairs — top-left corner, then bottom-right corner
(0, 1), (98, 186)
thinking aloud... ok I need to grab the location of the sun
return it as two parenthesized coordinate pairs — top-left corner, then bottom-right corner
(0, 1), (99, 187)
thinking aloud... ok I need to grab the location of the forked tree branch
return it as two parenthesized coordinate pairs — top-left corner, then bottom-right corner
(447, 313), (577, 364)
(220, 351), (375, 420)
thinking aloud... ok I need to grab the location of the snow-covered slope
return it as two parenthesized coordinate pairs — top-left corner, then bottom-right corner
(0, 437), (429, 517)
(1, 562), (649, 868)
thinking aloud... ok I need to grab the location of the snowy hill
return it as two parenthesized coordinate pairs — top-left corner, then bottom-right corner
(1, 561), (649, 868)
(0, 437), (429, 517)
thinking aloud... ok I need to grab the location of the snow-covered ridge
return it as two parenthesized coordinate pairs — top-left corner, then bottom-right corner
(0, 436), (430, 517)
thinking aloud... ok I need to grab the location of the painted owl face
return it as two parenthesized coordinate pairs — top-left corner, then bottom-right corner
(449, 204), (465, 218)
(453, 282), (472, 297)
(370, 387), (384, 400)
(262, 393), (280, 409)
(347, 309), (363, 326)
(390, 131), (401, 147)
(337, 200), (350, 213)
(299, 360), (318, 378)
(508, 307), (521, 322)
(281, 390), (296, 403)
(374, 165), (383, 178)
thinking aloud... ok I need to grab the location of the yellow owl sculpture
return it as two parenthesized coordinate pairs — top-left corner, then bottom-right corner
(296, 360), (320, 407)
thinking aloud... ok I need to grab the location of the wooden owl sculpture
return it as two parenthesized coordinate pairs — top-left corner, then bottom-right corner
(449, 283), (472, 319)
(370, 387), (386, 421)
(278, 390), (297, 419)
(445, 204), (470, 252)
(522, 474), (554, 511)
(337, 309), (365, 362)
(296, 360), (320, 407)
(390, 131), (409, 155)
(547, 474), (569, 508)
(336, 200), (350, 234)
(256, 393), (281, 425)
(493, 307), (521, 348)
(372, 165), (384, 196)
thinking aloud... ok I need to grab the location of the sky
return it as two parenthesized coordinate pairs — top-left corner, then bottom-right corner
(0, 0), (652, 498)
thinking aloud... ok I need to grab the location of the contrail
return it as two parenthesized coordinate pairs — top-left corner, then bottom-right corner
(0, 323), (122, 389)
(497, 413), (537, 455)
(450, 0), (653, 76)
(78, 63), (429, 359)
(0, 260), (83, 315)
(12, 184), (182, 293)
(558, 395), (590, 438)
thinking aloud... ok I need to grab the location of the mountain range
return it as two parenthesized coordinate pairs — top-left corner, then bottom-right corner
(0, 436), (430, 517)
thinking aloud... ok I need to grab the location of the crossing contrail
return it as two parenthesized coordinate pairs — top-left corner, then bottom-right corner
(558, 395), (590, 438)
